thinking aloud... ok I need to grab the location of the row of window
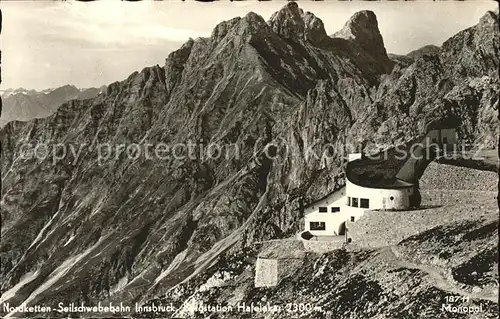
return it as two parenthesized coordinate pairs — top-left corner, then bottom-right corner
(314, 197), (370, 211)
(309, 217), (356, 231)
(347, 196), (369, 208)
(318, 206), (341, 213)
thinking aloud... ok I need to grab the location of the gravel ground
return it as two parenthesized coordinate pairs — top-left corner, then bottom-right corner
(420, 162), (498, 192)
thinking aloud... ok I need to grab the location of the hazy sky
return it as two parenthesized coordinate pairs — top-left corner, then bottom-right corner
(1, 0), (497, 90)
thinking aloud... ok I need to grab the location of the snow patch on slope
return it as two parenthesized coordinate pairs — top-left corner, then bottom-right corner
(0, 271), (40, 304)
(4, 235), (109, 318)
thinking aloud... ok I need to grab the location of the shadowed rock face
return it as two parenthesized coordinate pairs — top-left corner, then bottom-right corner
(268, 2), (328, 45)
(333, 10), (394, 73)
(0, 2), (498, 317)
(440, 9), (499, 80)
(349, 8), (499, 150)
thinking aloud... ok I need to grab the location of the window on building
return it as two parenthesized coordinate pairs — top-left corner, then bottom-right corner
(350, 216), (355, 222)
(432, 138), (438, 144)
(390, 196), (394, 201)
(443, 137), (448, 144)
(352, 197), (359, 207)
(360, 198), (369, 208)
(319, 207), (328, 213)
(347, 196), (351, 206)
(310, 222), (326, 231)
(331, 207), (340, 213)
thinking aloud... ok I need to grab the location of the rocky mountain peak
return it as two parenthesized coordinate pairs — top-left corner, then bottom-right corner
(479, 9), (498, 28)
(211, 17), (242, 42)
(333, 10), (391, 70)
(208, 11), (270, 43)
(267, 2), (328, 45)
(238, 11), (270, 35)
(302, 11), (329, 44)
(333, 10), (379, 40)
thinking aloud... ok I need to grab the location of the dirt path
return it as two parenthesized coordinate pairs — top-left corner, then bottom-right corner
(388, 246), (498, 303)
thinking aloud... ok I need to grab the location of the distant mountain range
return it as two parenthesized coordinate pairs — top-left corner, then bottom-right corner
(0, 84), (107, 127)
(388, 44), (441, 66)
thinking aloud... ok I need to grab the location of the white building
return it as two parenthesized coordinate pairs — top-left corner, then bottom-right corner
(302, 127), (457, 238)
(344, 178), (414, 222)
(303, 187), (347, 236)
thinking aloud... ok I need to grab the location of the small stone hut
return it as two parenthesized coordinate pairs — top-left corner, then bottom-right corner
(254, 240), (305, 288)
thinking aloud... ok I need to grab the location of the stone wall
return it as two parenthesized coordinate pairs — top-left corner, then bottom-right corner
(420, 190), (496, 206)
(420, 162), (497, 192)
(302, 237), (345, 253)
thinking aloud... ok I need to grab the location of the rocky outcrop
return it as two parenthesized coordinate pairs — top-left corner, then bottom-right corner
(440, 9), (499, 79)
(349, 7), (499, 150)
(333, 10), (394, 73)
(268, 2), (328, 45)
(159, 163), (499, 318)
